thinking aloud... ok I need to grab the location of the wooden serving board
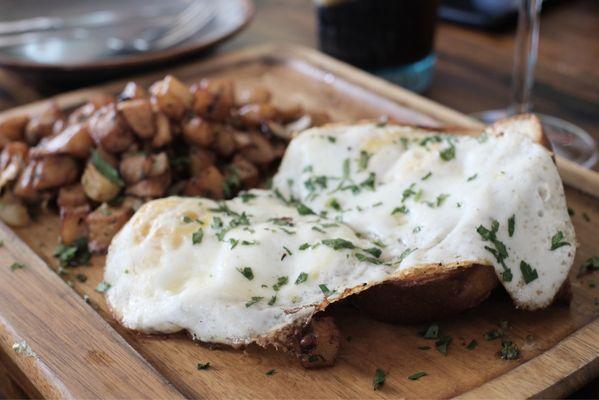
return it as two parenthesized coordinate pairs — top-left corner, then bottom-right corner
(1, 44), (598, 399)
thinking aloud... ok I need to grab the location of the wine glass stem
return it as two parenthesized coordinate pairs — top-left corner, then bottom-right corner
(508, 0), (542, 116)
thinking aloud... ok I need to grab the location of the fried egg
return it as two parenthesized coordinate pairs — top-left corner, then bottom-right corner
(105, 116), (575, 347)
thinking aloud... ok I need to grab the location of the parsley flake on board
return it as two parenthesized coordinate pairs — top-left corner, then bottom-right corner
(91, 150), (124, 187)
(245, 297), (263, 307)
(295, 272), (308, 284)
(197, 362), (211, 370)
(418, 345), (431, 350)
(582, 212), (591, 222)
(408, 371), (427, 381)
(237, 267), (254, 280)
(578, 256), (599, 276)
(373, 369), (387, 390)
(499, 338), (520, 360)
(421, 324), (439, 339)
(54, 237), (91, 268)
(466, 339), (478, 350)
(265, 369), (276, 376)
(484, 329), (503, 341)
(435, 335), (452, 355)
(550, 231), (570, 250)
(520, 261), (538, 284)
(9, 262), (25, 271)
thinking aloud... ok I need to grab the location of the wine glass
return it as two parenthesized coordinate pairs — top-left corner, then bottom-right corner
(473, 0), (598, 168)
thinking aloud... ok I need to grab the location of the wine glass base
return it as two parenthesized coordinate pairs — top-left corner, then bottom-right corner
(471, 110), (599, 169)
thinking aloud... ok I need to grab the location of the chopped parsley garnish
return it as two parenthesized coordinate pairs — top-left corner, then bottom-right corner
(95, 281), (111, 293)
(54, 237), (91, 268)
(413, 226), (422, 234)
(299, 243), (310, 251)
(467, 173), (478, 182)
(265, 369), (276, 376)
(197, 362), (211, 370)
(466, 339), (478, 350)
(282, 246), (292, 257)
(237, 267), (254, 280)
(319, 284), (334, 296)
(435, 335), (452, 355)
(520, 261), (538, 284)
(321, 238), (355, 250)
(270, 216), (294, 227)
(75, 273), (87, 283)
(240, 192), (256, 203)
(304, 175), (328, 194)
(499, 338), (520, 360)
(568, 207), (575, 216)
(9, 262), (25, 271)
(326, 136), (336, 143)
(484, 329), (503, 341)
(358, 150), (372, 170)
(476, 220), (512, 281)
(550, 231), (570, 250)
(373, 369), (387, 390)
(439, 144), (456, 161)
(91, 150), (124, 187)
(295, 272), (308, 284)
(426, 193), (449, 208)
(421, 324), (439, 339)
(421, 171), (432, 180)
(182, 215), (194, 223)
(392, 205), (409, 215)
(268, 295), (277, 306)
(418, 345), (431, 350)
(296, 202), (316, 216)
(359, 172), (376, 191)
(508, 215), (515, 237)
(401, 183), (417, 203)
(327, 198), (341, 211)
(578, 256), (599, 276)
(245, 296), (263, 307)
(363, 247), (382, 258)
(222, 166), (241, 198)
(192, 228), (204, 245)
(408, 371), (427, 381)
(393, 247), (416, 265)
(355, 253), (383, 264)
(582, 212), (591, 222)
(272, 276), (288, 291)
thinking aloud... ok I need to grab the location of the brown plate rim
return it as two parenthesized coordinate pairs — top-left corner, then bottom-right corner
(0, 0), (255, 73)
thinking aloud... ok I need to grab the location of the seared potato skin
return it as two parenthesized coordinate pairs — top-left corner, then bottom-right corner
(57, 184), (88, 208)
(88, 104), (134, 153)
(191, 79), (235, 121)
(117, 99), (155, 139)
(81, 162), (121, 202)
(17, 156), (79, 192)
(354, 264), (499, 324)
(86, 205), (133, 253)
(60, 204), (90, 245)
(30, 123), (93, 159)
(182, 116), (215, 148)
(25, 102), (62, 145)
(150, 75), (193, 120)
(183, 165), (224, 199)
(0, 114), (28, 148)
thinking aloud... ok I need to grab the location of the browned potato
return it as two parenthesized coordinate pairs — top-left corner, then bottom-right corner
(13, 161), (37, 201)
(0, 114), (28, 148)
(295, 316), (340, 369)
(30, 123), (93, 159)
(191, 79), (235, 121)
(86, 204), (133, 253)
(0, 192), (31, 227)
(0, 142), (28, 189)
(189, 147), (215, 176)
(151, 112), (172, 148)
(126, 172), (171, 198)
(213, 125), (236, 157)
(237, 103), (277, 127)
(68, 95), (114, 125)
(117, 99), (155, 139)
(120, 82), (149, 101)
(150, 75), (192, 120)
(236, 85), (272, 105)
(25, 102), (62, 145)
(57, 184), (87, 208)
(231, 155), (259, 189)
(239, 132), (277, 166)
(88, 104), (134, 153)
(81, 161), (121, 202)
(119, 154), (152, 184)
(60, 205), (90, 245)
(29, 156), (79, 190)
(183, 165), (224, 199)
(182, 116), (215, 147)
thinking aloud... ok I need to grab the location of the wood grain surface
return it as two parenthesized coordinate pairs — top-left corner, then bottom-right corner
(0, 44), (597, 399)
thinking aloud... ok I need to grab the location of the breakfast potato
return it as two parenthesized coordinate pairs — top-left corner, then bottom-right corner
(30, 123), (93, 159)
(57, 184), (88, 208)
(68, 94), (115, 125)
(119, 154), (152, 184)
(296, 316), (340, 369)
(81, 161), (121, 202)
(237, 103), (277, 127)
(0, 114), (28, 147)
(25, 102), (62, 145)
(189, 147), (216, 176)
(231, 155), (260, 189)
(213, 125), (236, 157)
(150, 75), (193, 120)
(119, 81), (149, 101)
(182, 116), (215, 148)
(88, 104), (134, 153)
(236, 85), (272, 105)
(239, 131), (277, 166)
(183, 165), (224, 199)
(86, 204), (133, 253)
(191, 79), (235, 121)
(151, 112), (173, 148)
(28, 156), (79, 191)
(125, 172), (171, 198)
(60, 204), (90, 245)
(0, 142), (28, 189)
(0, 192), (30, 227)
(117, 99), (155, 139)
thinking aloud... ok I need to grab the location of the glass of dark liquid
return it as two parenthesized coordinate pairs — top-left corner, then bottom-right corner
(315, 0), (440, 93)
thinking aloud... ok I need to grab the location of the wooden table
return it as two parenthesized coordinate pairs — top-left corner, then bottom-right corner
(0, 1), (597, 398)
